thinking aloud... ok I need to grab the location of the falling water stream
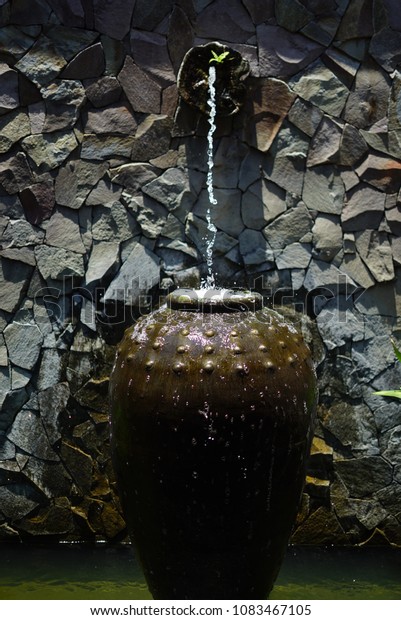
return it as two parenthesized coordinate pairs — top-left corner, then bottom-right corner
(203, 64), (218, 289)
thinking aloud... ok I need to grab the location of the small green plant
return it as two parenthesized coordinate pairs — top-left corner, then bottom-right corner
(373, 338), (401, 399)
(209, 50), (232, 64)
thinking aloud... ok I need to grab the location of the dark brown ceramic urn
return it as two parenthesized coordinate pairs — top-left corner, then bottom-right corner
(109, 289), (317, 599)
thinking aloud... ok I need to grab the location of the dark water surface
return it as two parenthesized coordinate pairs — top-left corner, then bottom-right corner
(0, 544), (400, 600)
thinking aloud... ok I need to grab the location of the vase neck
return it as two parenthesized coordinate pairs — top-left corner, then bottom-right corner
(166, 288), (263, 313)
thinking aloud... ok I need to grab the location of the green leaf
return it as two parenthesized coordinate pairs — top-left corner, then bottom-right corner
(391, 338), (401, 364)
(209, 50), (230, 64)
(373, 390), (401, 399)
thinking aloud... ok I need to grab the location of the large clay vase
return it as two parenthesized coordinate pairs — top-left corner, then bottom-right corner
(109, 289), (317, 599)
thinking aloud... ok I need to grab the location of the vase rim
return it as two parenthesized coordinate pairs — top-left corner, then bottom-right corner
(166, 288), (263, 313)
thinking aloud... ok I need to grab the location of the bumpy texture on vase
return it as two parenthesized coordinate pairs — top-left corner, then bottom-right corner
(109, 290), (317, 599)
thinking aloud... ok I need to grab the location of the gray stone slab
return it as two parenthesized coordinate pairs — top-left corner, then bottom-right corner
(0, 63), (19, 113)
(15, 36), (67, 87)
(0, 257), (33, 313)
(84, 104), (137, 135)
(263, 203), (314, 250)
(341, 183), (385, 231)
(93, 0), (136, 40)
(84, 241), (120, 289)
(289, 60), (349, 117)
(131, 30), (175, 86)
(355, 230), (395, 283)
(196, 0), (255, 43)
(4, 320), (43, 371)
(102, 242), (160, 306)
(21, 131), (78, 172)
(303, 165), (345, 215)
(241, 178), (286, 230)
(34, 245), (85, 281)
(118, 56), (161, 114)
(0, 110), (30, 154)
(258, 23), (322, 79)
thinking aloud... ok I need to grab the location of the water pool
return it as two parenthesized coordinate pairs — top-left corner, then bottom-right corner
(0, 544), (400, 600)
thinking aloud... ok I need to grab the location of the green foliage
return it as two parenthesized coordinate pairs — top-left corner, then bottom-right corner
(209, 50), (231, 64)
(373, 339), (401, 399)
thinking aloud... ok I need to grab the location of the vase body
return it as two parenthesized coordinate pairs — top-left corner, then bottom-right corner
(109, 289), (317, 599)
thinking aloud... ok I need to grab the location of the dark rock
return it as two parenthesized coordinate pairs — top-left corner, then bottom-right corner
(341, 184), (385, 231)
(275, 0), (313, 32)
(142, 167), (201, 223)
(61, 41), (105, 79)
(7, 409), (57, 460)
(239, 229), (274, 269)
(356, 153), (401, 193)
(60, 440), (93, 494)
(0, 485), (39, 521)
(335, 456), (393, 497)
(343, 59), (391, 129)
(4, 316), (43, 371)
(0, 257), (33, 313)
(303, 165), (344, 215)
(275, 242), (311, 270)
(102, 242), (160, 306)
(20, 182), (55, 225)
(322, 401), (379, 455)
(312, 214), (343, 262)
(264, 204), (313, 250)
(55, 159), (108, 210)
(46, 0), (85, 28)
(2, 218), (44, 247)
(0, 63), (19, 113)
(131, 30), (175, 86)
(42, 79), (86, 132)
(289, 60), (349, 116)
(0, 152), (32, 195)
(291, 506), (349, 545)
(9, 0), (52, 25)
(370, 26), (401, 73)
(34, 245), (85, 281)
(18, 497), (74, 536)
(303, 259), (353, 292)
(355, 230), (395, 282)
(81, 134), (134, 161)
(196, 0), (255, 42)
(84, 104), (137, 135)
(131, 0), (174, 31)
(167, 6), (194, 75)
(85, 76), (122, 108)
(118, 55), (161, 114)
(266, 124), (309, 196)
(0, 25), (36, 59)
(86, 179), (122, 207)
(23, 456), (72, 498)
(45, 208), (86, 254)
(0, 110), (30, 154)
(93, 0), (136, 40)
(91, 201), (138, 242)
(307, 116), (343, 166)
(336, 0), (376, 41)
(242, 0), (274, 24)
(15, 36), (67, 87)
(84, 241), (120, 290)
(131, 115), (173, 162)
(243, 78), (296, 152)
(288, 97), (323, 137)
(339, 124), (369, 166)
(258, 24), (323, 79)
(241, 178), (286, 230)
(46, 26), (98, 61)
(194, 188), (244, 238)
(109, 163), (158, 194)
(21, 131), (78, 172)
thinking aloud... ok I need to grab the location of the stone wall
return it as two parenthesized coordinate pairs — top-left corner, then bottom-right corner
(0, 0), (401, 545)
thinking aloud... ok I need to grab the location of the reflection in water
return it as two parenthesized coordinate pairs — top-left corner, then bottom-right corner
(0, 544), (400, 600)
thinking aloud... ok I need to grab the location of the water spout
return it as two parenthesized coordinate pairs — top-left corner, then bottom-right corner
(204, 64), (218, 289)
